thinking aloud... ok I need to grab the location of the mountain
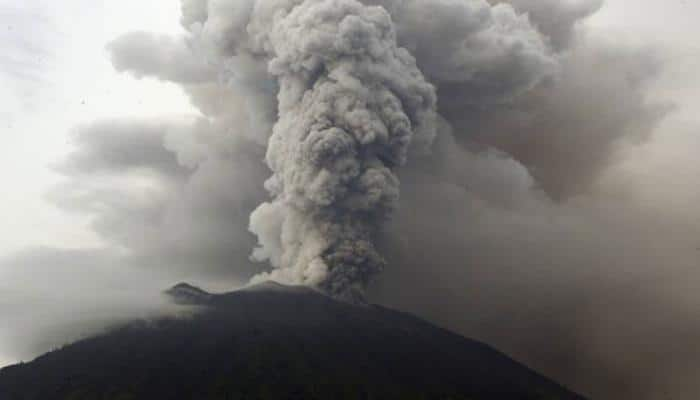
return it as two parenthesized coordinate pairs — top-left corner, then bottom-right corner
(0, 282), (586, 400)
(165, 282), (215, 305)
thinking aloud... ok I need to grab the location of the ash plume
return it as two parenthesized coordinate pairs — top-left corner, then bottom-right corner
(244, 0), (438, 300)
(175, 0), (556, 300)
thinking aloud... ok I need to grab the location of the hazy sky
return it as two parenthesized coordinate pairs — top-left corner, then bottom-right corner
(0, 0), (194, 366)
(0, 1), (192, 254)
(2, 2), (700, 397)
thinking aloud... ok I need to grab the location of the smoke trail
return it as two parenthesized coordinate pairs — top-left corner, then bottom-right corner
(242, 0), (437, 301)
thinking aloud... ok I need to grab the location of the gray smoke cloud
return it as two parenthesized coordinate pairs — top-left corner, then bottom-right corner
(4, 0), (700, 398)
(108, 31), (216, 84)
(49, 117), (269, 281)
(444, 38), (671, 198)
(172, 0), (557, 300)
(495, 0), (603, 49)
(242, 0), (439, 300)
(365, 0), (559, 103)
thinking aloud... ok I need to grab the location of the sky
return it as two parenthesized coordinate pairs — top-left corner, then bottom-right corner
(0, 0), (192, 253)
(0, 0), (195, 366)
(2, 1), (700, 398)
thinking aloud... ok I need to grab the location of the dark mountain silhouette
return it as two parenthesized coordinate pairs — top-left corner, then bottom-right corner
(0, 282), (586, 400)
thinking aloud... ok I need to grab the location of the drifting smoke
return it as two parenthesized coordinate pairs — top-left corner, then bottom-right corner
(6, 0), (700, 398)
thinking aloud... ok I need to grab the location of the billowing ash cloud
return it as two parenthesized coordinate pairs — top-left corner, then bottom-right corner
(242, 0), (438, 300)
(6, 0), (700, 398)
(446, 39), (671, 198)
(365, 0), (559, 103)
(168, 0), (557, 300)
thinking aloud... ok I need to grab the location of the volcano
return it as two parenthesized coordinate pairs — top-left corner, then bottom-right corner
(0, 282), (585, 399)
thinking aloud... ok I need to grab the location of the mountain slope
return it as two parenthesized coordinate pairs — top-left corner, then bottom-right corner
(0, 282), (586, 400)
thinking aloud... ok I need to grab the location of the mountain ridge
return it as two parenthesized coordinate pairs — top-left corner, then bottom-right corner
(0, 282), (587, 400)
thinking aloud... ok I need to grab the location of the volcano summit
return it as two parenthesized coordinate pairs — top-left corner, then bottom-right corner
(0, 283), (584, 400)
